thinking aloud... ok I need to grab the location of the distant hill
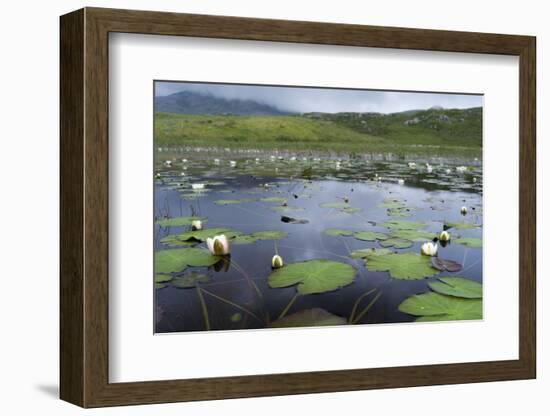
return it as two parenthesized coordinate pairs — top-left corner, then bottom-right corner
(155, 90), (293, 116)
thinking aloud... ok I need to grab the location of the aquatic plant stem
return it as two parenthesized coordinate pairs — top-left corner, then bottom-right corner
(352, 291), (383, 324)
(278, 293), (299, 320)
(196, 286), (211, 330)
(348, 288), (377, 324)
(200, 287), (264, 324)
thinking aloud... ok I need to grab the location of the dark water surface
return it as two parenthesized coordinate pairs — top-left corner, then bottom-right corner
(154, 151), (482, 333)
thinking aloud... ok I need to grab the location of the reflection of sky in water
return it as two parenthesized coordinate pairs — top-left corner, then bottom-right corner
(155, 153), (482, 333)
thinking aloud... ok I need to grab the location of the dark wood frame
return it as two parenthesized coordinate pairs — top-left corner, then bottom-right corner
(60, 7), (536, 408)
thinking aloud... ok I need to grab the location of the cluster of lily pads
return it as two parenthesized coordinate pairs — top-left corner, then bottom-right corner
(153, 153), (483, 330)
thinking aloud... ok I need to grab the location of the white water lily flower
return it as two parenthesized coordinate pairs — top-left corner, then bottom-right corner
(214, 158), (220, 164)
(408, 162), (416, 168)
(164, 160), (172, 167)
(180, 172), (186, 176)
(191, 183), (205, 190)
(155, 173), (161, 179)
(397, 179), (405, 185)
(421, 241), (438, 256)
(272, 254), (284, 269)
(456, 166), (467, 173)
(181, 158), (188, 163)
(439, 230), (451, 241)
(426, 164), (433, 173)
(445, 168), (451, 174)
(191, 220), (203, 231)
(230, 160), (237, 167)
(206, 235), (230, 256)
(473, 177), (477, 183)
(461, 206), (468, 215)
(290, 156), (296, 161)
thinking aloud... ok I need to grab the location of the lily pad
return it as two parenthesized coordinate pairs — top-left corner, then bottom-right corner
(156, 216), (207, 227)
(398, 292), (482, 321)
(378, 198), (407, 209)
(390, 229), (435, 241)
(260, 197), (287, 203)
(154, 248), (221, 274)
(166, 227), (242, 243)
(444, 221), (481, 230)
(171, 272), (211, 288)
(268, 259), (356, 294)
(320, 202), (349, 209)
(431, 257), (463, 272)
(233, 231), (288, 244)
(154, 274), (173, 283)
(429, 277), (482, 299)
(270, 205), (304, 212)
(159, 235), (199, 247)
(379, 238), (413, 249)
(230, 312), (242, 322)
(383, 220), (425, 230)
(342, 207), (363, 214)
(214, 198), (256, 205)
(350, 248), (392, 259)
(367, 253), (438, 280)
(455, 237), (483, 248)
(268, 308), (347, 328)
(325, 228), (355, 237)
(353, 231), (389, 241)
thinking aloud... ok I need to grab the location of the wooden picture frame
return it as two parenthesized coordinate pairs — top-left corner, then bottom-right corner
(60, 7), (536, 408)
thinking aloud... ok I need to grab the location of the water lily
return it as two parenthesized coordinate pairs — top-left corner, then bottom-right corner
(456, 166), (467, 173)
(182, 158), (188, 163)
(408, 162), (416, 168)
(230, 160), (237, 167)
(214, 158), (220, 164)
(164, 160), (172, 167)
(397, 179), (405, 185)
(206, 235), (230, 256)
(290, 156), (296, 161)
(191, 220), (203, 231)
(421, 241), (438, 256)
(426, 163), (433, 173)
(272, 254), (284, 269)
(439, 230), (451, 241)
(191, 183), (205, 190)
(155, 173), (161, 179)
(445, 168), (451, 174)
(461, 206), (468, 215)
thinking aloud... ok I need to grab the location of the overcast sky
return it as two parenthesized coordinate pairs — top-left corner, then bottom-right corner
(155, 81), (482, 114)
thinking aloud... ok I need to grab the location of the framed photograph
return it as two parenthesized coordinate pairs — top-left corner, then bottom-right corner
(60, 7), (536, 408)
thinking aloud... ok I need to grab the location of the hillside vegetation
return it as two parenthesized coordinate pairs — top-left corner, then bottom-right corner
(155, 107), (482, 157)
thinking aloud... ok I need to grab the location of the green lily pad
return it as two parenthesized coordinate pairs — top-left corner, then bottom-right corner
(342, 207), (363, 214)
(390, 229), (435, 241)
(268, 259), (356, 294)
(154, 274), (173, 283)
(367, 253), (438, 280)
(230, 312), (242, 322)
(270, 205), (304, 212)
(171, 272), (211, 288)
(165, 227), (241, 243)
(156, 216), (207, 227)
(214, 198), (256, 205)
(154, 248), (221, 274)
(155, 283), (168, 290)
(398, 292), (482, 321)
(353, 231), (389, 241)
(260, 197), (287, 203)
(444, 221), (481, 230)
(325, 228), (355, 237)
(379, 238), (413, 249)
(455, 237), (483, 248)
(383, 220), (425, 230)
(159, 235), (199, 247)
(429, 277), (482, 299)
(233, 231), (288, 245)
(268, 308), (347, 328)
(431, 257), (463, 272)
(378, 198), (407, 209)
(320, 202), (349, 209)
(350, 248), (392, 259)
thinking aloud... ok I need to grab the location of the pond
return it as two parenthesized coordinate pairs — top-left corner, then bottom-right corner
(154, 149), (483, 333)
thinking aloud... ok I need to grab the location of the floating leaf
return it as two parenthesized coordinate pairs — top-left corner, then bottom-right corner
(367, 253), (438, 279)
(214, 198), (255, 205)
(320, 202), (349, 209)
(431, 257), (463, 272)
(378, 198), (407, 209)
(154, 248), (221, 274)
(155, 283), (168, 290)
(342, 207), (363, 214)
(268, 308), (347, 328)
(350, 248), (392, 259)
(325, 228), (355, 237)
(233, 231), (288, 245)
(455, 237), (483, 248)
(444, 221), (481, 230)
(172, 272), (211, 288)
(383, 220), (425, 230)
(154, 274), (172, 283)
(230, 312), (242, 322)
(429, 277), (482, 299)
(159, 235), (199, 247)
(390, 229), (435, 241)
(398, 292), (482, 321)
(156, 216), (207, 227)
(379, 238), (413, 249)
(353, 231), (389, 241)
(260, 197), (287, 203)
(268, 259), (356, 294)
(270, 205), (303, 212)
(165, 227), (241, 243)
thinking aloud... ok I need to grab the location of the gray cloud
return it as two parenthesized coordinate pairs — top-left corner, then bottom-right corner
(155, 81), (482, 114)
